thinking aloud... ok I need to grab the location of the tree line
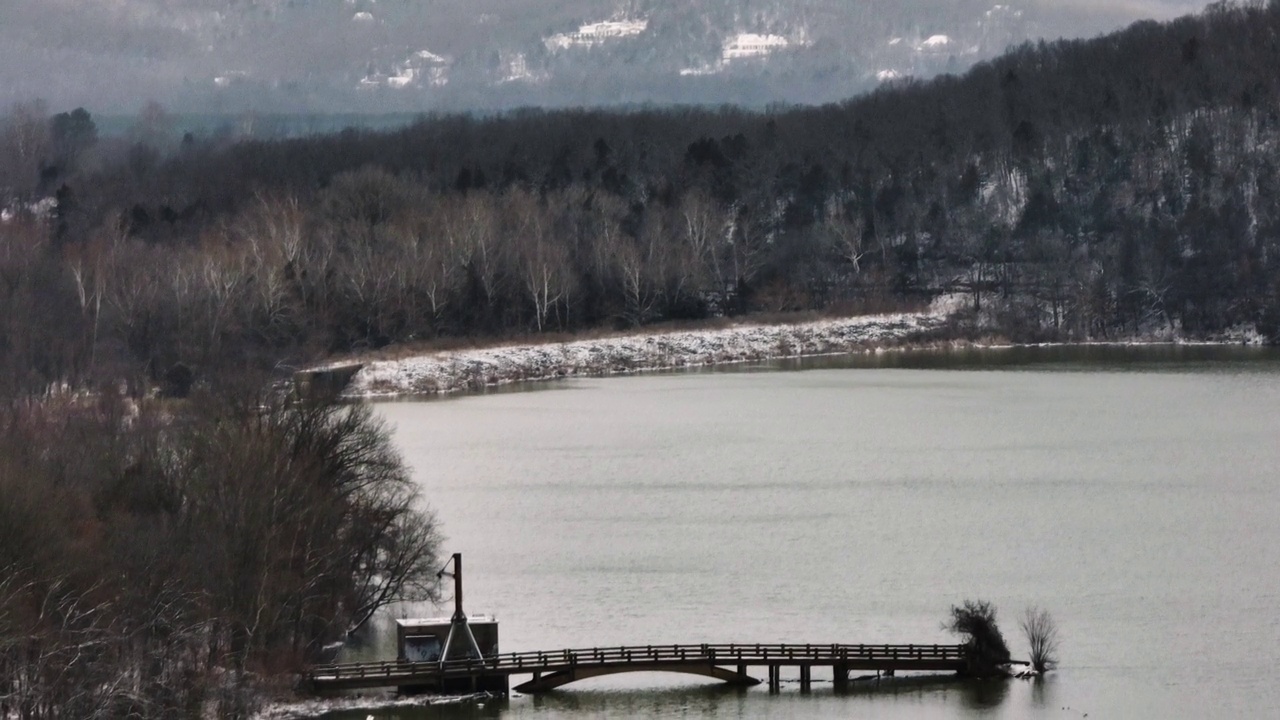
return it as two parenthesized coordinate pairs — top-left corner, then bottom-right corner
(4, 1), (1280, 398)
(2, 108), (445, 717)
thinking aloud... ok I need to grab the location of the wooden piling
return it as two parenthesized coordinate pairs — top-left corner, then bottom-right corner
(833, 663), (849, 692)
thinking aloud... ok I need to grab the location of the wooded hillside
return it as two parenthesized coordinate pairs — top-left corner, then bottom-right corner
(3, 0), (1279, 396)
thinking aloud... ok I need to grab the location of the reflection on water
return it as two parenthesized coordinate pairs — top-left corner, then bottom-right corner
(1029, 677), (1055, 710)
(959, 677), (1010, 710)
(769, 342), (1280, 374)
(319, 675), (1025, 720)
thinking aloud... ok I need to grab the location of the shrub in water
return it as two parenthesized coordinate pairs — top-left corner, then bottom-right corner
(946, 599), (1012, 675)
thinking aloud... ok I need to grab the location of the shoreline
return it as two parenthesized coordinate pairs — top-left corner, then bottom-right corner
(321, 305), (1269, 399)
(254, 693), (492, 720)
(330, 309), (951, 398)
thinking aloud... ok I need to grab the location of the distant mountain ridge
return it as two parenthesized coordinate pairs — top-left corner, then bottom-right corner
(2, 0), (1202, 113)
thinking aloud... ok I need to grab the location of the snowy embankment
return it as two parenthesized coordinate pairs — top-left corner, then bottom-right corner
(336, 306), (953, 398)
(256, 693), (491, 720)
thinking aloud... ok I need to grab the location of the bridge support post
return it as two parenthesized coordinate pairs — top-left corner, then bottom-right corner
(833, 663), (849, 692)
(767, 665), (780, 693)
(799, 665), (811, 693)
(737, 664), (747, 680)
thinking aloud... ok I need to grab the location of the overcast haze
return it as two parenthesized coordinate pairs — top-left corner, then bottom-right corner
(1, 0), (1208, 115)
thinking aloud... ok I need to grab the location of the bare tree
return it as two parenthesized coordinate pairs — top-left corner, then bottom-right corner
(510, 195), (573, 332)
(612, 239), (661, 327)
(235, 193), (307, 336)
(388, 201), (462, 335)
(1020, 606), (1060, 673)
(65, 216), (127, 377)
(826, 211), (867, 275)
(645, 207), (700, 314)
(679, 190), (730, 293)
(447, 192), (506, 312)
(726, 206), (769, 291)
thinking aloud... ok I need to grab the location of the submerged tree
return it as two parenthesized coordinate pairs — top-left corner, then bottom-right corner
(946, 599), (1012, 676)
(1020, 606), (1060, 673)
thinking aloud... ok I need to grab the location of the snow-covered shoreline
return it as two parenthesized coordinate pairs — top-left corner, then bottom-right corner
(317, 295), (1270, 399)
(333, 309), (951, 398)
(255, 692), (492, 720)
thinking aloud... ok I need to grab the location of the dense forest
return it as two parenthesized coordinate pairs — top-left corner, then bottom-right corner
(4, 1), (1280, 397)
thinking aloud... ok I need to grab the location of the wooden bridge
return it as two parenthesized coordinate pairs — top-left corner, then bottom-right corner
(307, 642), (968, 695)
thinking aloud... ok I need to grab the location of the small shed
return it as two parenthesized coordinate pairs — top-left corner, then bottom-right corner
(396, 615), (500, 663)
(395, 615), (504, 693)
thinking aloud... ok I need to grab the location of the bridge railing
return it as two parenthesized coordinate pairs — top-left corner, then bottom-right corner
(474, 643), (966, 669)
(308, 643), (966, 681)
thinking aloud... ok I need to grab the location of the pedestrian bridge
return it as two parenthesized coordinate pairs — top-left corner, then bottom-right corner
(306, 642), (968, 695)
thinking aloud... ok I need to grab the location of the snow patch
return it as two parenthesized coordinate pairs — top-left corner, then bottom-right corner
(386, 69), (415, 88)
(498, 52), (546, 84)
(213, 71), (249, 88)
(0, 196), (59, 225)
(929, 293), (970, 317)
(680, 64), (722, 77)
(423, 67), (449, 87)
(1007, 663), (1041, 679)
(29, 197), (57, 217)
(352, 11), (374, 22)
(361, 49), (450, 90)
(979, 163), (1028, 228)
(987, 5), (1023, 19)
(920, 34), (950, 49)
(876, 69), (902, 81)
(256, 693), (491, 720)
(1216, 323), (1267, 345)
(332, 309), (952, 398)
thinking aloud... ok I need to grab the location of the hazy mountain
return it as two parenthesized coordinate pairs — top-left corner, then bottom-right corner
(2, 1), (1205, 113)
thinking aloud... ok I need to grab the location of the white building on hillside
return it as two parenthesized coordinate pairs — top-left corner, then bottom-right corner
(545, 19), (648, 51)
(722, 33), (790, 61)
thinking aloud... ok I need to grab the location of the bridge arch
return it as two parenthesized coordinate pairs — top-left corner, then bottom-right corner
(513, 662), (760, 693)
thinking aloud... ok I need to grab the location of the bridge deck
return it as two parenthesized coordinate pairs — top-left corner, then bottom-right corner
(308, 643), (968, 693)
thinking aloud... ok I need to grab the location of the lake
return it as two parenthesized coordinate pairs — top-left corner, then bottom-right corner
(332, 346), (1280, 719)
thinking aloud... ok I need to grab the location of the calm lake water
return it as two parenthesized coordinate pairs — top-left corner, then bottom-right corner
(335, 346), (1280, 719)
